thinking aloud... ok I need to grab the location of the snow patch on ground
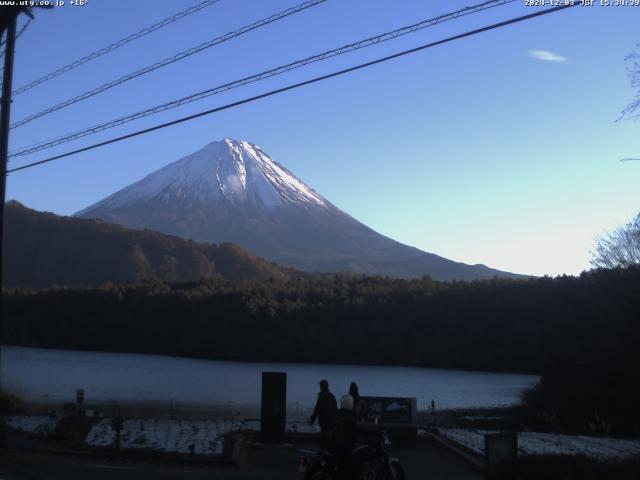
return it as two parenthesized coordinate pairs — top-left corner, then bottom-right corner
(436, 428), (640, 461)
(85, 418), (242, 456)
(85, 418), (320, 457)
(4, 415), (58, 436)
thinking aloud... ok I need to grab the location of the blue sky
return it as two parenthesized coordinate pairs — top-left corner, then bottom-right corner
(5, 0), (639, 276)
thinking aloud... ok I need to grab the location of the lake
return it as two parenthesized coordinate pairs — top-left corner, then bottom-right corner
(1, 346), (539, 418)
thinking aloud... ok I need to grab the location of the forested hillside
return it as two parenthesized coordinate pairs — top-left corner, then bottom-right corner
(3, 201), (296, 288)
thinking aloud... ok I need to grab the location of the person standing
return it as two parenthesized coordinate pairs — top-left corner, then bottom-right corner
(349, 382), (366, 421)
(428, 399), (437, 428)
(309, 379), (337, 448)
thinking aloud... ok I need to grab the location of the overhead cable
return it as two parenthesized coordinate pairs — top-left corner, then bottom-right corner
(12, 0), (223, 96)
(10, 0), (327, 129)
(7, 4), (577, 174)
(10, 0), (516, 158)
(0, 19), (31, 61)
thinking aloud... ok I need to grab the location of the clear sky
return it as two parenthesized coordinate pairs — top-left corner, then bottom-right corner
(5, 0), (639, 277)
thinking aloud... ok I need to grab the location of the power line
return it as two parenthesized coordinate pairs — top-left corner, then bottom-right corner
(9, 0), (327, 129)
(11, 0), (222, 96)
(0, 19), (30, 61)
(0, 18), (30, 46)
(16, 19), (30, 39)
(10, 0), (516, 159)
(7, 4), (577, 175)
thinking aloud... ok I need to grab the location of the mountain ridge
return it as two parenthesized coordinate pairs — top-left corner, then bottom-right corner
(76, 138), (526, 281)
(3, 200), (296, 288)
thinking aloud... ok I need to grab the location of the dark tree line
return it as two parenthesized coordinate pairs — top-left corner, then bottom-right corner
(3, 267), (639, 434)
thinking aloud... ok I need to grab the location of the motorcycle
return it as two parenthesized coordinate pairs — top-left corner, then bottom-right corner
(299, 430), (405, 480)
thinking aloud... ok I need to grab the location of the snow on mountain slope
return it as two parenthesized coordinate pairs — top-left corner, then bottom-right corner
(77, 139), (325, 215)
(76, 139), (524, 280)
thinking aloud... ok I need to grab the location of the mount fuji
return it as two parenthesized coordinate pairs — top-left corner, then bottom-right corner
(76, 138), (521, 280)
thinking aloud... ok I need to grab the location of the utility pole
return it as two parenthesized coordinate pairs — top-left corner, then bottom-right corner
(1, 13), (18, 298)
(0, 6), (50, 295)
(0, 7), (19, 448)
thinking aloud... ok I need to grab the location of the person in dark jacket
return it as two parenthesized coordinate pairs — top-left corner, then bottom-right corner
(309, 379), (337, 448)
(349, 382), (360, 406)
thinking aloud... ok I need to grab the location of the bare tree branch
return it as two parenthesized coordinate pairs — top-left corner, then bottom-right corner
(618, 43), (640, 121)
(591, 213), (640, 268)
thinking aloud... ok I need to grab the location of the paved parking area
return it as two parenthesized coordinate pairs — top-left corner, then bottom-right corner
(0, 437), (482, 480)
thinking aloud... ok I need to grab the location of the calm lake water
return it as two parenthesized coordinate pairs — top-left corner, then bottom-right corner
(1, 346), (539, 417)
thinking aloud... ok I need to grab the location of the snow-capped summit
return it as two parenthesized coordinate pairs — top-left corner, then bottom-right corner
(77, 139), (523, 280)
(77, 138), (326, 215)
